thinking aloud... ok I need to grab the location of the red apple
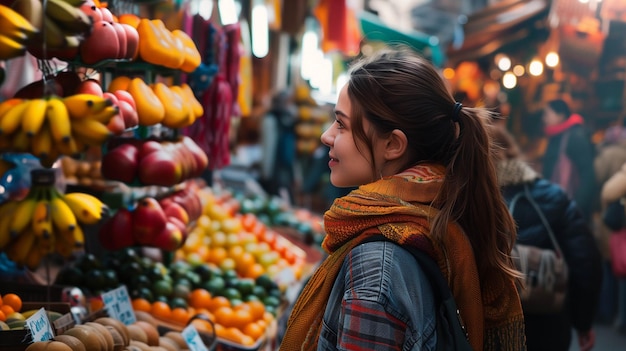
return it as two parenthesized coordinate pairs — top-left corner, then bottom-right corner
(55, 71), (82, 97)
(111, 22), (127, 59)
(101, 143), (139, 183)
(99, 208), (135, 250)
(138, 140), (163, 158)
(120, 23), (139, 59)
(80, 20), (119, 64)
(117, 100), (138, 129)
(168, 216), (187, 235)
(132, 197), (167, 245)
(181, 136), (209, 177)
(162, 201), (190, 225)
(80, 2), (103, 23)
(138, 150), (182, 186)
(100, 7), (114, 23)
(76, 78), (104, 96)
(113, 90), (136, 109)
(14, 78), (63, 98)
(150, 221), (183, 251)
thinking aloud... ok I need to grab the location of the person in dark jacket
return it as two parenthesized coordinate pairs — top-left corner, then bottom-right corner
(490, 126), (602, 351)
(541, 99), (597, 222)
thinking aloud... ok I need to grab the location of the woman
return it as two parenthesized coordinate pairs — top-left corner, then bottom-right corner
(280, 48), (526, 350)
(541, 99), (596, 222)
(490, 126), (602, 351)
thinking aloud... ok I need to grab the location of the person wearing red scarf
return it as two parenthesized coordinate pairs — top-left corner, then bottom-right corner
(541, 99), (597, 222)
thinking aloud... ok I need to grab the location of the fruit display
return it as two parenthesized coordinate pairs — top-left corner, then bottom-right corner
(293, 83), (332, 155)
(59, 156), (107, 188)
(0, 93), (117, 167)
(0, 169), (107, 268)
(101, 137), (208, 186)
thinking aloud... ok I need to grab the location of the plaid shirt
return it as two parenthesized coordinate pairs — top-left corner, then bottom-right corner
(318, 240), (438, 350)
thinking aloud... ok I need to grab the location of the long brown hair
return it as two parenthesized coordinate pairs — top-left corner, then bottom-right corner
(346, 47), (519, 279)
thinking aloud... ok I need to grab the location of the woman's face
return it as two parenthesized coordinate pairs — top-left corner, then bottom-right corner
(542, 106), (564, 127)
(320, 85), (386, 188)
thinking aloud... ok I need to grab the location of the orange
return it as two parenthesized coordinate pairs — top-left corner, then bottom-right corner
(235, 252), (256, 271)
(189, 316), (214, 333)
(170, 307), (191, 325)
(245, 300), (266, 321)
(218, 326), (255, 346)
(0, 305), (14, 316)
(243, 263), (265, 279)
(2, 294), (21, 312)
(213, 306), (235, 328)
(243, 321), (265, 340)
(132, 298), (152, 313)
(189, 288), (212, 309)
(230, 308), (253, 330)
(206, 296), (230, 313)
(0, 309), (6, 322)
(151, 301), (172, 320)
(207, 247), (228, 265)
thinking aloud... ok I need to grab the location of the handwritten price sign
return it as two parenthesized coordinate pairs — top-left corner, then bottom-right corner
(101, 285), (136, 325)
(26, 308), (54, 342)
(182, 324), (208, 351)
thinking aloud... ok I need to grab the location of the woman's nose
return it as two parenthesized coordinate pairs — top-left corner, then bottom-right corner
(320, 126), (333, 146)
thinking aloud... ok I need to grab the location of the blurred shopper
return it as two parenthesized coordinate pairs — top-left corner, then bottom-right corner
(599, 161), (626, 334)
(490, 126), (602, 351)
(260, 90), (298, 201)
(594, 121), (626, 325)
(541, 99), (596, 222)
(280, 47), (526, 351)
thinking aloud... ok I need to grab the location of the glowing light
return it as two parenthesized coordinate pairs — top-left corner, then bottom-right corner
(513, 64), (525, 76)
(251, 2), (269, 58)
(300, 30), (319, 80)
(496, 55), (511, 71)
(529, 59), (543, 76)
(443, 68), (455, 80)
(545, 52), (559, 67)
(502, 72), (517, 89)
(218, 0), (239, 25)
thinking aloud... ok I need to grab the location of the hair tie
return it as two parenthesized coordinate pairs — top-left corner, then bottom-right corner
(451, 102), (462, 123)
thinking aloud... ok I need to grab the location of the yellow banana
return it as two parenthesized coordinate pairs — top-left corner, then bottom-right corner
(0, 200), (18, 249)
(10, 0), (43, 31)
(0, 34), (26, 60)
(0, 4), (38, 40)
(0, 98), (30, 135)
(56, 135), (79, 156)
(54, 229), (75, 258)
(25, 241), (45, 270)
(62, 192), (106, 224)
(35, 230), (55, 255)
(63, 94), (112, 118)
(31, 124), (53, 159)
(31, 199), (53, 238)
(21, 99), (48, 137)
(87, 105), (119, 124)
(45, 97), (72, 143)
(70, 117), (112, 145)
(5, 228), (36, 266)
(10, 129), (29, 152)
(8, 196), (38, 237)
(40, 14), (68, 48)
(50, 195), (78, 233)
(59, 222), (84, 248)
(44, 0), (92, 34)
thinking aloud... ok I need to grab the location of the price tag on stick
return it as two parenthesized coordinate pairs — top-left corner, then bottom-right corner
(182, 324), (209, 351)
(101, 285), (136, 325)
(26, 308), (54, 342)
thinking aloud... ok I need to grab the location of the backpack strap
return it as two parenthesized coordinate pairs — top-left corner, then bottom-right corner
(358, 235), (472, 351)
(508, 183), (564, 258)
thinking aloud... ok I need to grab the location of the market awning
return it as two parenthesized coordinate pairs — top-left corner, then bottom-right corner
(358, 11), (445, 67)
(446, 0), (550, 64)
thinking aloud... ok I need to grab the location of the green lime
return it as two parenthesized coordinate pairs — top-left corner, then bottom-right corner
(255, 274), (276, 290)
(236, 278), (255, 297)
(152, 280), (173, 298)
(85, 269), (106, 291)
(264, 305), (277, 316)
(172, 284), (191, 300)
(222, 269), (238, 282)
(222, 287), (242, 300)
(251, 285), (267, 299)
(170, 296), (188, 309)
(131, 287), (154, 302)
(203, 276), (226, 295)
(193, 264), (214, 280)
(243, 294), (260, 302)
(102, 269), (119, 289)
(229, 298), (243, 307)
(263, 295), (281, 308)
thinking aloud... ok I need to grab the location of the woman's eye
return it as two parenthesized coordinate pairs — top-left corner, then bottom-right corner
(335, 119), (344, 129)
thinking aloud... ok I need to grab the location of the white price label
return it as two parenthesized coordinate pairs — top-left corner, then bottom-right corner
(182, 324), (208, 351)
(101, 285), (136, 325)
(26, 308), (54, 342)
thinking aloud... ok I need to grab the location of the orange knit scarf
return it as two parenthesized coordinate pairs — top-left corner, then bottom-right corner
(280, 164), (525, 350)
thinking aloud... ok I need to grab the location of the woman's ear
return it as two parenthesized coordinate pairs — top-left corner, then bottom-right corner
(384, 129), (408, 161)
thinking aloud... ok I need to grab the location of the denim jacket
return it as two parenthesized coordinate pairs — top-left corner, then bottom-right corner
(318, 240), (438, 350)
